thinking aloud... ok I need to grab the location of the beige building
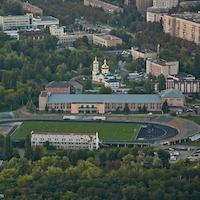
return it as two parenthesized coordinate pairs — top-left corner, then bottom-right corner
(93, 34), (122, 47)
(84, 0), (123, 14)
(49, 25), (65, 36)
(160, 89), (184, 108)
(146, 58), (179, 77)
(153, 0), (178, 9)
(163, 13), (200, 45)
(146, 7), (169, 22)
(131, 47), (157, 60)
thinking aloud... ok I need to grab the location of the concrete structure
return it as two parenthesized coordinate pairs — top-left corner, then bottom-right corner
(153, 0), (178, 9)
(84, 0), (123, 14)
(58, 33), (93, 46)
(22, 1), (43, 16)
(0, 14), (59, 31)
(93, 34), (122, 47)
(136, 0), (153, 12)
(160, 89), (184, 108)
(163, 13), (200, 45)
(147, 7), (169, 22)
(49, 25), (65, 36)
(146, 58), (179, 77)
(32, 16), (59, 28)
(39, 89), (184, 113)
(165, 74), (200, 94)
(45, 81), (71, 94)
(179, 1), (200, 9)
(131, 47), (157, 60)
(18, 29), (44, 40)
(31, 131), (99, 150)
(92, 57), (121, 89)
(0, 14), (33, 31)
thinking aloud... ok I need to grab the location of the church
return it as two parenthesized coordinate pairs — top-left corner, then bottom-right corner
(92, 57), (121, 89)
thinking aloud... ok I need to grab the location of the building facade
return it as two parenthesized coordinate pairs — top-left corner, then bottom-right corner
(0, 14), (33, 31)
(93, 34), (122, 47)
(153, 0), (178, 9)
(31, 131), (99, 150)
(39, 90), (185, 113)
(131, 47), (157, 60)
(163, 13), (200, 45)
(49, 25), (65, 36)
(146, 7), (169, 22)
(166, 75), (200, 94)
(136, 0), (153, 12)
(84, 0), (124, 14)
(146, 58), (179, 77)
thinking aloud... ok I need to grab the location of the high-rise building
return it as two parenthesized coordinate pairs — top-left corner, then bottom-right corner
(163, 13), (200, 45)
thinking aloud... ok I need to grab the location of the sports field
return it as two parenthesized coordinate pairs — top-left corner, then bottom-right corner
(11, 121), (140, 142)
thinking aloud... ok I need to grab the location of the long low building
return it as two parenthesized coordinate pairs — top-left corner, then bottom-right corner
(31, 131), (99, 150)
(39, 90), (184, 113)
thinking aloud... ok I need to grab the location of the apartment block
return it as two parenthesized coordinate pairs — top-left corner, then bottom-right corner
(84, 0), (123, 14)
(136, 0), (153, 12)
(146, 58), (179, 77)
(153, 0), (178, 9)
(147, 7), (169, 22)
(163, 13), (200, 45)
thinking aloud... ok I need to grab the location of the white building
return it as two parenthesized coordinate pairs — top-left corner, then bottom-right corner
(31, 131), (99, 150)
(153, 0), (178, 9)
(92, 57), (121, 89)
(0, 14), (33, 31)
(49, 25), (65, 36)
(32, 16), (59, 28)
(0, 14), (59, 31)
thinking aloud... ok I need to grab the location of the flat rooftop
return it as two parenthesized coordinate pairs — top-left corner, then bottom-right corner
(47, 94), (161, 104)
(95, 34), (121, 40)
(132, 47), (156, 54)
(171, 13), (200, 24)
(149, 58), (178, 66)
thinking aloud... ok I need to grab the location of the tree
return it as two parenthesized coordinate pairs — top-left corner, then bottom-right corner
(157, 74), (166, 92)
(157, 149), (170, 168)
(26, 100), (36, 113)
(162, 100), (169, 114)
(24, 134), (33, 160)
(4, 135), (13, 160)
(99, 86), (112, 94)
(124, 103), (130, 114)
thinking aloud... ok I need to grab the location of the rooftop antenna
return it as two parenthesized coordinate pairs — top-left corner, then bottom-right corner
(157, 44), (160, 59)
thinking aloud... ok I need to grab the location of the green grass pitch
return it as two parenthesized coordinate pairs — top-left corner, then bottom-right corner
(11, 121), (140, 142)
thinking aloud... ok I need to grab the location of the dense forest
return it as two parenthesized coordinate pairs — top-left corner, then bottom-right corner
(0, 146), (200, 199)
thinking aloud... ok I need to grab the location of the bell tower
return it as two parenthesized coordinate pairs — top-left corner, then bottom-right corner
(92, 57), (99, 81)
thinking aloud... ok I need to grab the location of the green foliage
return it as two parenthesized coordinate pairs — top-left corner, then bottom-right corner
(124, 103), (130, 114)
(24, 134), (33, 160)
(99, 86), (112, 94)
(0, 148), (200, 199)
(157, 74), (166, 92)
(4, 135), (13, 160)
(162, 100), (169, 114)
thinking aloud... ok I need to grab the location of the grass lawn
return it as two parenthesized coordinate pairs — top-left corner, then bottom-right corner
(11, 121), (140, 142)
(181, 116), (200, 125)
